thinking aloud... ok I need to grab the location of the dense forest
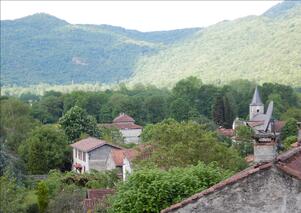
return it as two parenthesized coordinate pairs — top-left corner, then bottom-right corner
(1, 77), (300, 212)
(1, 1), (301, 87)
(1, 13), (199, 86)
(131, 1), (301, 87)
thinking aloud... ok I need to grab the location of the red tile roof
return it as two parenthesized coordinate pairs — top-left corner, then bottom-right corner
(274, 120), (286, 132)
(83, 189), (115, 211)
(112, 150), (125, 166)
(217, 128), (234, 137)
(247, 121), (264, 128)
(112, 148), (139, 166)
(113, 113), (135, 123)
(70, 137), (121, 152)
(114, 122), (142, 130)
(276, 147), (301, 180)
(161, 146), (301, 213)
(99, 122), (142, 130)
(87, 189), (115, 200)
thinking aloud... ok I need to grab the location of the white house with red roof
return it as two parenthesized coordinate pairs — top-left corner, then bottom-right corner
(112, 113), (143, 144)
(70, 137), (122, 173)
(70, 137), (138, 180)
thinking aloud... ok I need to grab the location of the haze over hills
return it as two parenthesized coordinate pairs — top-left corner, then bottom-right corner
(1, 1), (301, 87)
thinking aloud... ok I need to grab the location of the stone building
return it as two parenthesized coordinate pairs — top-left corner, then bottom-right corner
(161, 147), (301, 213)
(231, 86), (285, 134)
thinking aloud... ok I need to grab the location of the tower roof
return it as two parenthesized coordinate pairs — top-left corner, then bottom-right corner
(250, 86), (263, 106)
(113, 113), (135, 123)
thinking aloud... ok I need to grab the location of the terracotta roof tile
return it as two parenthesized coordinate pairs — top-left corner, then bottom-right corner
(114, 123), (142, 130)
(217, 128), (234, 137)
(124, 148), (139, 161)
(112, 150), (125, 166)
(70, 137), (121, 152)
(274, 120), (286, 132)
(112, 148), (140, 166)
(113, 113), (135, 123)
(276, 146), (301, 180)
(84, 189), (115, 211)
(247, 121), (264, 127)
(87, 189), (115, 200)
(99, 122), (142, 130)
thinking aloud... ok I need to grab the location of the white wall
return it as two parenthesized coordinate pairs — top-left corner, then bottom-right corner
(122, 157), (132, 181)
(72, 148), (89, 173)
(249, 105), (264, 120)
(120, 129), (142, 144)
(106, 151), (117, 170)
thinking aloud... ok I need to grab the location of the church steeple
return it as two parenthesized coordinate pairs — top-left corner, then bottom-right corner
(250, 86), (263, 106)
(249, 86), (264, 120)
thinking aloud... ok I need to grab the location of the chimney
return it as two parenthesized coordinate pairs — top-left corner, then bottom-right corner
(253, 132), (277, 163)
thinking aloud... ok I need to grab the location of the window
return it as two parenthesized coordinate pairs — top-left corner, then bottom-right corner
(83, 152), (86, 162)
(79, 151), (82, 160)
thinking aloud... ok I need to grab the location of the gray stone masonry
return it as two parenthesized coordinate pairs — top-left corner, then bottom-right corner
(169, 168), (301, 213)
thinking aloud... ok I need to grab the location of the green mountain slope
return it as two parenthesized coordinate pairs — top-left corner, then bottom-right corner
(1, 1), (301, 87)
(130, 1), (301, 87)
(1, 13), (199, 86)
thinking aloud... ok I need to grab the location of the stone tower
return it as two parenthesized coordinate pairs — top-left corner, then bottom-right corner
(249, 86), (264, 120)
(252, 101), (277, 163)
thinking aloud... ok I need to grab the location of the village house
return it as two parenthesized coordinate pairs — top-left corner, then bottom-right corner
(112, 113), (143, 144)
(162, 87), (301, 213)
(101, 113), (143, 144)
(70, 137), (137, 180)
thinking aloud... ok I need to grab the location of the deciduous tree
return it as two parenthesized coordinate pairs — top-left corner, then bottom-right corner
(59, 106), (99, 141)
(18, 125), (70, 174)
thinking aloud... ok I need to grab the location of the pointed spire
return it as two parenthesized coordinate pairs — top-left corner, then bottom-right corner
(250, 86), (263, 106)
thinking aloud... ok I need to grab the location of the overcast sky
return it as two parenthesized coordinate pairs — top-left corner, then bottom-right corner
(1, 1), (281, 32)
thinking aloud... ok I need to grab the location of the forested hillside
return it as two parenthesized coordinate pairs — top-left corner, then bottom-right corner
(1, 13), (199, 86)
(131, 1), (301, 87)
(1, 1), (301, 87)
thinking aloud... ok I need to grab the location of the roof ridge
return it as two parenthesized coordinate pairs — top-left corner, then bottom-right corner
(161, 162), (272, 213)
(276, 146), (301, 162)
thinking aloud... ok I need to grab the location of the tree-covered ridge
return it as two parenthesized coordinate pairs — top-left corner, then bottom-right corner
(130, 2), (301, 87)
(2, 1), (301, 88)
(1, 13), (199, 86)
